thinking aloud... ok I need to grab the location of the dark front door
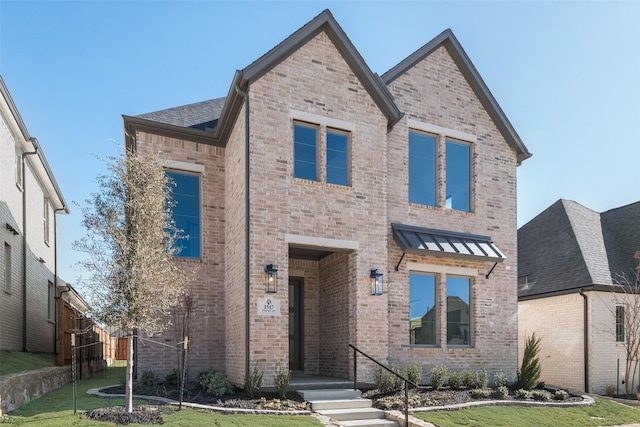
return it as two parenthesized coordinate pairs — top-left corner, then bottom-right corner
(289, 277), (304, 371)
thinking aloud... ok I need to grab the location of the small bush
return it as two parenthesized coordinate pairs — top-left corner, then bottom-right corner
(198, 368), (233, 397)
(531, 389), (552, 401)
(244, 367), (264, 398)
(492, 385), (509, 399)
(494, 371), (508, 388)
(462, 370), (477, 390)
(605, 385), (615, 397)
(274, 366), (292, 399)
(515, 388), (531, 399)
(470, 388), (491, 399)
(165, 368), (179, 385)
(374, 366), (402, 393)
(476, 368), (489, 389)
(517, 333), (542, 390)
(430, 365), (448, 390)
(402, 362), (423, 385)
(140, 370), (159, 387)
(554, 390), (570, 401)
(448, 371), (464, 390)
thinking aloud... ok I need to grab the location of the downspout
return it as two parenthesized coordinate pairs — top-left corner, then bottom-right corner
(580, 289), (589, 393)
(53, 207), (66, 354)
(21, 143), (39, 352)
(235, 83), (251, 382)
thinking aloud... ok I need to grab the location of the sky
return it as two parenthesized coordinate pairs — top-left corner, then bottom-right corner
(1, 0), (639, 286)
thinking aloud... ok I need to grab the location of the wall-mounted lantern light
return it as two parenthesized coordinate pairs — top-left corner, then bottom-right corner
(265, 264), (278, 293)
(370, 269), (384, 295)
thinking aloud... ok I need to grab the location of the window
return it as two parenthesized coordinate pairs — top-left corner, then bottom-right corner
(445, 140), (471, 212)
(48, 281), (55, 320)
(326, 129), (349, 186)
(616, 305), (625, 342)
(410, 273), (436, 345)
(294, 123), (318, 181)
(166, 170), (201, 258)
(409, 131), (436, 206)
(4, 243), (11, 292)
(44, 197), (50, 245)
(447, 276), (471, 346)
(16, 149), (23, 189)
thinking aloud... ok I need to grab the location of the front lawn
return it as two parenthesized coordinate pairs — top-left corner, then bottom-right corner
(0, 351), (56, 376)
(415, 397), (640, 427)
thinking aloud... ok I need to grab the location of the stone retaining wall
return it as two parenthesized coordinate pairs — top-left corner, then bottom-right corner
(0, 366), (71, 415)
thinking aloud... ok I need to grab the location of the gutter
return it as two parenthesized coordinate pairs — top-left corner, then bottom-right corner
(580, 289), (589, 393)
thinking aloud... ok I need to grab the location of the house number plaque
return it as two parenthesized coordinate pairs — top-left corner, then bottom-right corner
(258, 297), (281, 316)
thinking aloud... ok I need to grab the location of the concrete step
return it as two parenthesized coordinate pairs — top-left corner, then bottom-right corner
(340, 419), (398, 427)
(316, 407), (386, 421)
(297, 388), (361, 401)
(308, 398), (372, 411)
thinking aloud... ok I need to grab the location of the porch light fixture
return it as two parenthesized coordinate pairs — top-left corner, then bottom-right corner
(265, 264), (278, 293)
(370, 269), (384, 295)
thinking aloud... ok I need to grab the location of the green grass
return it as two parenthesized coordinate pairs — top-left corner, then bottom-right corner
(1, 367), (322, 426)
(0, 351), (56, 376)
(415, 398), (640, 427)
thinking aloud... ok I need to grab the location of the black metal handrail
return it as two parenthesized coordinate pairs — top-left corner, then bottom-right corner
(349, 343), (418, 426)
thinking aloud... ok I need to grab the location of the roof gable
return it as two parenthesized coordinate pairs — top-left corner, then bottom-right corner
(382, 29), (531, 164)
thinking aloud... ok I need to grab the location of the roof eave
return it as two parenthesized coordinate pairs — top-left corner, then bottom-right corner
(123, 115), (221, 150)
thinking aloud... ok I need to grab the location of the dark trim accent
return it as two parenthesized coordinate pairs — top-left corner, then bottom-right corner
(517, 283), (630, 301)
(381, 29), (531, 165)
(241, 85), (251, 383)
(394, 252), (406, 272)
(580, 289), (589, 393)
(123, 115), (221, 147)
(485, 262), (498, 279)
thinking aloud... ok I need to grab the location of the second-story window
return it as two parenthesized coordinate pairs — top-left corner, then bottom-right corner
(446, 140), (471, 212)
(409, 131), (436, 206)
(294, 123), (318, 181)
(44, 197), (50, 245)
(166, 170), (201, 259)
(616, 305), (625, 342)
(15, 149), (23, 190)
(326, 129), (349, 186)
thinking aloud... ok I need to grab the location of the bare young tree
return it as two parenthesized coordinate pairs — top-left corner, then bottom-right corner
(74, 149), (190, 412)
(610, 252), (640, 396)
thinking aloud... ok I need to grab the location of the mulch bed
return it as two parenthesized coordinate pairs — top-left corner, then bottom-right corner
(85, 405), (166, 425)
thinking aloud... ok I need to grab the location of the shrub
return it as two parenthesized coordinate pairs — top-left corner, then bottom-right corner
(198, 368), (233, 397)
(274, 366), (292, 399)
(165, 368), (179, 385)
(430, 365), (448, 390)
(402, 362), (423, 385)
(476, 368), (489, 389)
(139, 370), (159, 387)
(492, 385), (509, 399)
(462, 370), (477, 390)
(243, 367), (264, 398)
(515, 388), (531, 399)
(517, 333), (542, 390)
(470, 388), (491, 399)
(531, 390), (552, 401)
(494, 371), (508, 388)
(374, 366), (402, 393)
(448, 371), (464, 390)
(605, 385), (615, 397)
(554, 390), (570, 401)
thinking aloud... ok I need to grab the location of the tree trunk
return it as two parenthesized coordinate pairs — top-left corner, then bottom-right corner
(125, 329), (134, 412)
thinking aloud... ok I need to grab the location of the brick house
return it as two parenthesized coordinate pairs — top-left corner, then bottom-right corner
(518, 199), (640, 394)
(124, 10), (531, 386)
(0, 75), (70, 354)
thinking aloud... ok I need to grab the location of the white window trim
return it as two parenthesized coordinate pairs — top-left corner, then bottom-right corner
(407, 262), (476, 277)
(407, 119), (477, 143)
(160, 159), (205, 174)
(290, 109), (355, 132)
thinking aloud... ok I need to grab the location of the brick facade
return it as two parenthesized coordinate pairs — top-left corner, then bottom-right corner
(130, 10), (528, 387)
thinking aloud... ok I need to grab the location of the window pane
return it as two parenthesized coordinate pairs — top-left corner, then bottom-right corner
(410, 273), (436, 345)
(409, 132), (436, 206)
(327, 131), (349, 186)
(294, 124), (317, 181)
(447, 276), (470, 345)
(166, 171), (201, 258)
(446, 140), (470, 212)
(616, 306), (625, 342)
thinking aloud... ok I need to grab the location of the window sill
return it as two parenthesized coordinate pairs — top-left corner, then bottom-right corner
(293, 178), (321, 186)
(48, 319), (55, 325)
(326, 182), (352, 191)
(409, 202), (475, 216)
(4, 290), (12, 295)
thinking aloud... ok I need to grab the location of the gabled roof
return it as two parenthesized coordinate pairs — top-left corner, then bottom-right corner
(382, 29), (531, 165)
(518, 199), (640, 299)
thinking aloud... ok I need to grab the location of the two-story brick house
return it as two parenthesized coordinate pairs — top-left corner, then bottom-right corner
(1, 75), (69, 354)
(123, 10), (531, 386)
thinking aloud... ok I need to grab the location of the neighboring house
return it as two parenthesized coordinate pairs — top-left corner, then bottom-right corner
(518, 199), (640, 394)
(0, 75), (70, 355)
(124, 10), (531, 386)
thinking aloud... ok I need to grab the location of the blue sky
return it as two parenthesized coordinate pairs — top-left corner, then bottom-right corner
(1, 1), (639, 285)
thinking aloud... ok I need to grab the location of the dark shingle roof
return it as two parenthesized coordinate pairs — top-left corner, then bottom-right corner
(136, 97), (226, 132)
(518, 199), (640, 299)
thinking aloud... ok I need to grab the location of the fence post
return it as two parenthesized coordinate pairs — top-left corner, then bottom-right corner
(71, 333), (77, 415)
(179, 336), (188, 410)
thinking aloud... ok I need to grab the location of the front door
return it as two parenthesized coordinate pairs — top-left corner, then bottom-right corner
(289, 277), (304, 372)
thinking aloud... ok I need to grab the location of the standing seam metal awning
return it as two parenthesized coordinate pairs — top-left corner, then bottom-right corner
(391, 223), (505, 262)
